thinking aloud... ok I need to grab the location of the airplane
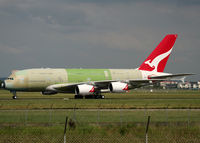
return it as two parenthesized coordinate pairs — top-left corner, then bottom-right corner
(0, 34), (193, 99)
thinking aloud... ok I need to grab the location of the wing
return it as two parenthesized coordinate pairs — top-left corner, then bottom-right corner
(46, 83), (84, 93)
(44, 73), (194, 93)
(95, 79), (165, 89)
(149, 73), (194, 79)
(45, 79), (165, 93)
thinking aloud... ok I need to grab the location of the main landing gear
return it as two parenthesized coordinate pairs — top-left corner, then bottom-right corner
(11, 91), (17, 99)
(74, 95), (84, 99)
(74, 94), (105, 99)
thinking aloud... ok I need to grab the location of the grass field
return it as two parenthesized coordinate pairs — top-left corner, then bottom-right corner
(0, 109), (200, 124)
(0, 89), (200, 109)
(0, 89), (200, 143)
(1, 124), (200, 143)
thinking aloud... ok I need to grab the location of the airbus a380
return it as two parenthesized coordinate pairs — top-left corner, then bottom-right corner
(0, 34), (193, 99)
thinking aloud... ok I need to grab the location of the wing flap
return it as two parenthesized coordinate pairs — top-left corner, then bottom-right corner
(149, 73), (194, 79)
(128, 79), (164, 88)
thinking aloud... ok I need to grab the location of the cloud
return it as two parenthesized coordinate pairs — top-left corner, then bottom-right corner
(0, 0), (199, 80)
(0, 45), (24, 54)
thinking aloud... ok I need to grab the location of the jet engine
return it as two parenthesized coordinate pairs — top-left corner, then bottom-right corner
(75, 84), (95, 95)
(109, 82), (129, 93)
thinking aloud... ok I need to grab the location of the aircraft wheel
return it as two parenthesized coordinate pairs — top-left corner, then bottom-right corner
(74, 95), (83, 99)
(12, 96), (17, 99)
(95, 95), (105, 99)
(85, 95), (94, 99)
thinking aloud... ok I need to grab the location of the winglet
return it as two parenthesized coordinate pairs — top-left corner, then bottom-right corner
(138, 34), (178, 72)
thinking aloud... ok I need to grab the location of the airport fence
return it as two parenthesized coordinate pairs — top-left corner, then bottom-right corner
(0, 108), (200, 143)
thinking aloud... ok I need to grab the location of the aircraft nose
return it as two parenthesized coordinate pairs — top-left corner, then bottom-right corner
(4, 80), (14, 90)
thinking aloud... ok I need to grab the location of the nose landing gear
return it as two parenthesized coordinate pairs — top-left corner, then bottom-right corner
(11, 91), (17, 99)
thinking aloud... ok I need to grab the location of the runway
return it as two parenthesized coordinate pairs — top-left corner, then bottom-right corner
(0, 97), (200, 100)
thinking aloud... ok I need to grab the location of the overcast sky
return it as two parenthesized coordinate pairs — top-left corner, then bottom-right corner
(0, 0), (199, 81)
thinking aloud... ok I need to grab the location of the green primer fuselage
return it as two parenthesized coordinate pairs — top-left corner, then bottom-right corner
(66, 69), (112, 82)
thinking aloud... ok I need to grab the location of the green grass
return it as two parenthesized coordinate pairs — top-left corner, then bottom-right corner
(0, 90), (200, 109)
(0, 109), (199, 124)
(0, 123), (200, 143)
(0, 90), (200, 142)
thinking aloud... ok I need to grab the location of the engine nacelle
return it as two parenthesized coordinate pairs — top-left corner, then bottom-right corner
(109, 82), (129, 93)
(41, 91), (57, 95)
(75, 84), (95, 95)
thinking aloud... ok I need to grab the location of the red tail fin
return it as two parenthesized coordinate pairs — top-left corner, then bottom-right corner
(138, 34), (178, 72)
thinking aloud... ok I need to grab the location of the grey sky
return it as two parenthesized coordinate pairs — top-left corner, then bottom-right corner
(0, 0), (199, 81)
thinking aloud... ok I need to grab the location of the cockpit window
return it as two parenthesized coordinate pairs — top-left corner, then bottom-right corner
(7, 78), (14, 80)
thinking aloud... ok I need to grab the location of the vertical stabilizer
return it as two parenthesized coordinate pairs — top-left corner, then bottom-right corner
(138, 34), (177, 72)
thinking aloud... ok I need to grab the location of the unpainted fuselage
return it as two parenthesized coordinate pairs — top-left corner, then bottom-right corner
(5, 68), (148, 92)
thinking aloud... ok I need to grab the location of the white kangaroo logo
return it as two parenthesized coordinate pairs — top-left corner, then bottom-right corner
(144, 48), (173, 72)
